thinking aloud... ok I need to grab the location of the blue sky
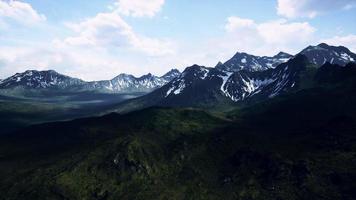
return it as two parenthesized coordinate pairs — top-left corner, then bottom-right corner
(0, 0), (356, 80)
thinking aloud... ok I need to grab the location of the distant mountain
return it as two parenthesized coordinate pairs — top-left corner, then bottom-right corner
(300, 43), (356, 66)
(217, 51), (292, 72)
(0, 70), (85, 89)
(0, 69), (181, 94)
(78, 69), (180, 93)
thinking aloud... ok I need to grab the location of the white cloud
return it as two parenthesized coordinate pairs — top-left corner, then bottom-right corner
(115, 0), (165, 17)
(64, 12), (133, 47)
(0, 15), (319, 81)
(63, 11), (174, 56)
(225, 17), (255, 32)
(257, 19), (316, 45)
(221, 16), (316, 56)
(321, 35), (356, 52)
(0, 43), (144, 81)
(277, 0), (356, 18)
(0, 18), (8, 29)
(0, 0), (46, 25)
(0, 0), (178, 81)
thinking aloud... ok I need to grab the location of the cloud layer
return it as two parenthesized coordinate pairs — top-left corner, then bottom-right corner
(277, 0), (356, 18)
(62, 8), (174, 57)
(0, 0), (46, 25)
(115, 0), (165, 17)
(221, 16), (316, 56)
(0, 0), (355, 81)
(321, 35), (356, 52)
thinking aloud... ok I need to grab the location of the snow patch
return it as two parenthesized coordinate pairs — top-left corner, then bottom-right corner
(166, 86), (175, 97)
(174, 81), (186, 95)
(242, 78), (275, 94)
(165, 79), (186, 97)
(219, 72), (233, 95)
(279, 58), (290, 63)
(201, 68), (209, 79)
(340, 53), (355, 62)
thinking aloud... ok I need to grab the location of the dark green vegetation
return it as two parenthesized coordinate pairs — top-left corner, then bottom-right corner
(0, 62), (356, 199)
(0, 91), (144, 134)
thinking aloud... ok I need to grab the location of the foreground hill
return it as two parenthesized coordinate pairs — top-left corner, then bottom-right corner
(1, 61), (356, 199)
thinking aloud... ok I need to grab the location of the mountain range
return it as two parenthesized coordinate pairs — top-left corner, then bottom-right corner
(0, 69), (181, 94)
(2, 43), (355, 113)
(216, 51), (293, 72)
(112, 43), (356, 112)
(2, 43), (355, 98)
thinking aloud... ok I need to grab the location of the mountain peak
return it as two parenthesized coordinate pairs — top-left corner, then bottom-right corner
(232, 51), (247, 57)
(184, 64), (208, 72)
(0, 69), (83, 89)
(114, 73), (135, 79)
(23, 69), (59, 74)
(161, 69), (181, 81)
(163, 69), (180, 76)
(167, 68), (180, 73)
(218, 51), (292, 72)
(215, 61), (223, 67)
(275, 52), (292, 58)
(300, 43), (356, 66)
(145, 73), (153, 77)
(317, 43), (330, 49)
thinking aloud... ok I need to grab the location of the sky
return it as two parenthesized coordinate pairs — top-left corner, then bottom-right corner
(0, 0), (356, 81)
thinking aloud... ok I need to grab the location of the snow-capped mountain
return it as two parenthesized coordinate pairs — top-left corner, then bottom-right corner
(2, 43), (355, 107)
(300, 43), (356, 66)
(0, 70), (85, 89)
(113, 43), (356, 111)
(80, 69), (181, 93)
(139, 54), (308, 107)
(0, 69), (181, 93)
(220, 54), (308, 101)
(217, 51), (293, 72)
